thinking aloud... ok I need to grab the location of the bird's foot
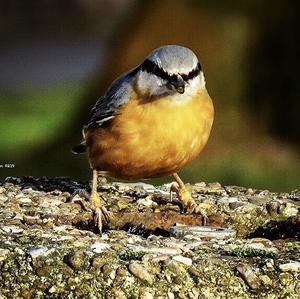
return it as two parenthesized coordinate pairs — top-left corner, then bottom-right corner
(90, 191), (110, 235)
(171, 182), (208, 226)
(69, 188), (110, 234)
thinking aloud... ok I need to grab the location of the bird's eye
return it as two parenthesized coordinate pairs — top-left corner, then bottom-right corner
(180, 62), (202, 82)
(181, 73), (189, 81)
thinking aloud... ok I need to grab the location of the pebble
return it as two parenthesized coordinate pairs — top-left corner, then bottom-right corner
(208, 182), (222, 189)
(150, 254), (170, 263)
(218, 197), (238, 205)
(137, 197), (155, 207)
(28, 246), (52, 258)
(279, 261), (300, 272)
(102, 264), (116, 280)
(236, 263), (261, 289)
(172, 255), (193, 266)
(90, 242), (111, 253)
(246, 242), (278, 255)
(64, 251), (87, 270)
(0, 194), (8, 202)
(229, 201), (246, 210)
(1, 225), (23, 234)
(0, 248), (10, 261)
(141, 291), (153, 299)
(260, 275), (272, 286)
(18, 197), (32, 205)
(167, 292), (175, 299)
(280, 203), (298, 218)
(171, 225), (236, 240)
(128, 245), (181, 255)
(128, 262), (154, 285)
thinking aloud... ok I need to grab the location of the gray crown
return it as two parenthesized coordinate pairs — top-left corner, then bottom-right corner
(147, 45), (199, 74)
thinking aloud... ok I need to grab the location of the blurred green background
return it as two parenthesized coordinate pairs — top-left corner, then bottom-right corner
(0, 0), (299, 191)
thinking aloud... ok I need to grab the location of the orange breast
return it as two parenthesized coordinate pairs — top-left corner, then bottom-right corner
(86, 88), (214, 179)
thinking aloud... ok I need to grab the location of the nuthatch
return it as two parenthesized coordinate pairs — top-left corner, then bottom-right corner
(73, 45), (214, 233)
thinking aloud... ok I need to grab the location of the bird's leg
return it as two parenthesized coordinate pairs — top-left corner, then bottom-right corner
(90, 169), (110, 234)
(171, 173), (207, 226)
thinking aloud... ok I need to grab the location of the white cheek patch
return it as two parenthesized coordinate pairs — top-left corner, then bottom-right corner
(137, 71), (170, 97)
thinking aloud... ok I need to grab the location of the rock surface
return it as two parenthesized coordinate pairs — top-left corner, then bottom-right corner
(0, 176), (299, 298)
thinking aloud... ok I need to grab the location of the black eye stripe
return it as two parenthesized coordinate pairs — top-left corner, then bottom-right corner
(141, 59), (201, 82)
(180, 62), (202, 81)
(141, 59), (170, 80)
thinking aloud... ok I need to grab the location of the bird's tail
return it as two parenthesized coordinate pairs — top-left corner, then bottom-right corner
(71, 141), (86, 154)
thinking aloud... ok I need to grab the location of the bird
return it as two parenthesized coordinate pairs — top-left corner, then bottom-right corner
(72, 45), (214, 234)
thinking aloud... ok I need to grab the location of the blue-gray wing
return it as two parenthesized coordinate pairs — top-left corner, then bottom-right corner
(86, 67), (139, 128)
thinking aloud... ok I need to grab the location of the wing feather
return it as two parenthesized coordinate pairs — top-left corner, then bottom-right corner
(86, 67), (139, 128)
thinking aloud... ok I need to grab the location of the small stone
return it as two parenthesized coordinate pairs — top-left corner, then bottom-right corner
(172, 255), (192, 266)
(48, 286), (56, 293)
(260, 275), (272, 286)
(248, 238), (273, 246)
(280, 203), (298, 218)
(0, 248), (10, 262)
(279, 261), (300, 272)
(164, 260), (187, 276)
(265, 258), (275, 269)
(0, 194), (7, 202)
(110, 288), (126, 299)
(128, 262), (154, 285)
(64, 251), (87, 270)
(102, 264), (116, 280)
(279, 272), (293, 285)
(229, 201), (246, 210)
(248, 196), (270, 205)
(90, 242), (110, 253)
(0, 187), (5, 193)
(92, 257), (106, 269)
(188, 267), (202, 277)
(236, 263), (261, 289)
(218, 197), (238, 205)
(28, 246), (52, 258)
(18, 197), (32, 206)
(1, 225), (23, 234)
(170, 226), (236, 240)
(14, 248), (24, 255)
(168, 292), (175, 299)
(266, 200), (281, 216)
(140, 291), (153, 299)
(150, 254), (170, 263)
(130, 245), (181, 255)
(207, 182), (222, 189)
(117, 198), (131, 209)
(137, 197), (155, 207)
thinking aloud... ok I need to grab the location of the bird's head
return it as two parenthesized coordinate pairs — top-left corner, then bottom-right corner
(135, 45), (205, 99)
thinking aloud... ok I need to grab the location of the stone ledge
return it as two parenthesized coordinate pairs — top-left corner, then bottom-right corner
(0, 177), (299, 298)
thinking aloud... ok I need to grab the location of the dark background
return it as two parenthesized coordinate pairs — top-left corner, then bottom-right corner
(0, 0), (299, 191)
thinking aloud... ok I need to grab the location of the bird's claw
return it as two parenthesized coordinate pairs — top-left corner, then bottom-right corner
(171, 182), (208, 226)
(93, 206), (110, 235)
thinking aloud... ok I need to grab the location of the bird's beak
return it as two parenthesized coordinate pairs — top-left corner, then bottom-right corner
(170, 76), (185, 94)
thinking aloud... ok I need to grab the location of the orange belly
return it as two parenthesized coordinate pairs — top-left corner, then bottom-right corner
(85, 88), (214, 179)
